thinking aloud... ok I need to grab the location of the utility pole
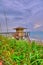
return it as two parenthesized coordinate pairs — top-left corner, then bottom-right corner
(0, 22), (2, 33)
(3, 10), (8, 37)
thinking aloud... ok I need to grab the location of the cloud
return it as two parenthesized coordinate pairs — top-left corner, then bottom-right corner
(34, 24), (42, 29)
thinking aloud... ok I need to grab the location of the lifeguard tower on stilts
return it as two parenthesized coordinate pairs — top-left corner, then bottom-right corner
(13, 27), (30, 41)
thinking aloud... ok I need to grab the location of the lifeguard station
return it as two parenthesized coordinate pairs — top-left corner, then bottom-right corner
(13, 27), (30, 40)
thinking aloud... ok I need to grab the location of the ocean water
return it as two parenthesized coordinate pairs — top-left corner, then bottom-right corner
(30, 31), (43, 41)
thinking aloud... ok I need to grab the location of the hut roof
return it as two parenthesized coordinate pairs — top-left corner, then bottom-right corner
(13, 27), (27, 30)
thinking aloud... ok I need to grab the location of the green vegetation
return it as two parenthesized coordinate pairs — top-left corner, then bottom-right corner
(0, 35), (43, 65)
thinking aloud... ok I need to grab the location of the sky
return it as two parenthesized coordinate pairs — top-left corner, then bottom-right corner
(0, 0), (43, 40)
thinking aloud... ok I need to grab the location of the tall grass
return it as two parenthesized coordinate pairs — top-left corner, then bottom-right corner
(0, 35), (43, 65)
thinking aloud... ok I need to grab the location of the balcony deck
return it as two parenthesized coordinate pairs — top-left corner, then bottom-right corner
(0, 32), (30, 40)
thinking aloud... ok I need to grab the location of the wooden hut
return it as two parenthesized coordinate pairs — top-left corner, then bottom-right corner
(13, 27), (30, 40)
